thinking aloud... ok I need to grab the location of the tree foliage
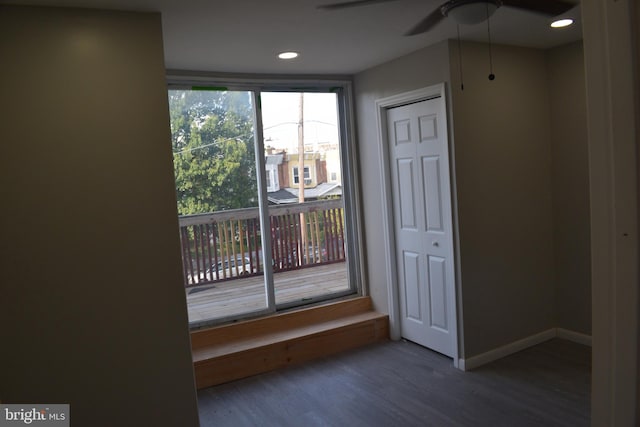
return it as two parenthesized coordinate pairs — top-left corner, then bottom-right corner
(169, 90), (257, 215)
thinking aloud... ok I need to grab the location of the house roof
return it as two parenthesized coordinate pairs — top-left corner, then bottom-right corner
(265, 154), (284, 165)
(268, 183), (342, 205)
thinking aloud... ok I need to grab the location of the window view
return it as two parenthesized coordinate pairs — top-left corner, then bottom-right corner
(261, 92), (349, 307)
(169, 87), (354, 328)
(169, 89), (268, 326)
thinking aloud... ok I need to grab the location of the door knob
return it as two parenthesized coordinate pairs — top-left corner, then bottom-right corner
(432, 241), (439, 247)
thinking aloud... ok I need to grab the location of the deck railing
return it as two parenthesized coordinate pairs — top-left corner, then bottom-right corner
(179, 199), (345, 287)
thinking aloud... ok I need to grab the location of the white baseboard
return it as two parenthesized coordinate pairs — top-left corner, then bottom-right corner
(556, 328), (592, 347)
(458, 329), (556, 371)
(457, 327), (593, 371)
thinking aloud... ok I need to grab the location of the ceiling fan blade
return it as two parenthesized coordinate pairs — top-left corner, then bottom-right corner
(317, 0), (399, 10)
(501, 0), (576, 16)
(405, 8), (445, 36)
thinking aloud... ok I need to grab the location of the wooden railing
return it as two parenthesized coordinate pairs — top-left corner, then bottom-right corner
(179, 199), (345, 287)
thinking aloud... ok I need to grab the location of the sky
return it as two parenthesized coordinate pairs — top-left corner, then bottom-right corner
(261, 92), (339, 153)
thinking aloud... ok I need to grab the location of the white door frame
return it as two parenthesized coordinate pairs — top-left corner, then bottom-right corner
(375, 83), (460, 368)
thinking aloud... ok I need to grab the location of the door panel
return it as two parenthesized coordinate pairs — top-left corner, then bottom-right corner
(397, 158), (417, 230)
(427, 255), (447, 331)
(422, 156), (444, 232)
(419, 114), (437, 141)
(387, 96), (455, 357)
(394, 119), (412, 145)
(402, 251), (422, 321)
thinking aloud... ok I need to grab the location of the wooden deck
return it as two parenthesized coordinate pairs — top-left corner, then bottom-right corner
(186, 262), (349, 324)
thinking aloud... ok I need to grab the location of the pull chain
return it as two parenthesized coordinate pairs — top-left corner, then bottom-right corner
(486, 2), (495, 81)
(457, 24), (464, 91)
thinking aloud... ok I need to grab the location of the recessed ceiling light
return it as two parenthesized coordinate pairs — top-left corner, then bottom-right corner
(278, 51), (299, 60)
(550, 18), (574, 28)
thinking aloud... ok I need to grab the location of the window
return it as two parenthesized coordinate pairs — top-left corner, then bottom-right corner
(168, 79), (361, 328)
(292, 166), (310, 185)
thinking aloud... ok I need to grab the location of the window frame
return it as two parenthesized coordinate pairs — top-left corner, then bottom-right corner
(292, 165), (311, 185)
(166, 73), (365, 327)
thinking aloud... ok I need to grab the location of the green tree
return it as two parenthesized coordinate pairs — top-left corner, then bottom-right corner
(169, 90), (257, 215)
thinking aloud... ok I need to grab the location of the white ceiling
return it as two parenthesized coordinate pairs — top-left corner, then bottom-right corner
(4, 0), (582, 75)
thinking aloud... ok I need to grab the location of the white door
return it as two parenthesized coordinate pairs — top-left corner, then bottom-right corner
(387, 97), (456, 357)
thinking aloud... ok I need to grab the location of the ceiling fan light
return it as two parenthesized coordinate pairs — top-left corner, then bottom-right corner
(550, 18), (574, 28)
(278, 51), (299, 60)
(444, 1), (500, 25)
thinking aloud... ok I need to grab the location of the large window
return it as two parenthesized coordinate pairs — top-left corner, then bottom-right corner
(168, 79), (361, 328)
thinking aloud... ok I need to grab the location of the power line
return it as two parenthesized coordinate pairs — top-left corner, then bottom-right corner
(263, 119), (336, 131)
(173, 119), (337, 155)
(172, 133), (253, 155)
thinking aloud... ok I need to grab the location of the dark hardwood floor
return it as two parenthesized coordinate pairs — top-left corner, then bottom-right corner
(197, 338), (591, 427)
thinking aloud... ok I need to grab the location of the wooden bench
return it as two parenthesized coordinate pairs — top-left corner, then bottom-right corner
(191, 296), (389, 388)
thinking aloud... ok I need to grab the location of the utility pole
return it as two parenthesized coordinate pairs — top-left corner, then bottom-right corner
(297, 93), (307, 264)
(298, 93), (305, 204)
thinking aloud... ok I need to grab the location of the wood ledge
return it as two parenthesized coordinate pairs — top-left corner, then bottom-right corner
(191, 296), (389, 388)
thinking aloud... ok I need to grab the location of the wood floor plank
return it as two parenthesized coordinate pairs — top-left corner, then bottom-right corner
(197, 338), (590, 427)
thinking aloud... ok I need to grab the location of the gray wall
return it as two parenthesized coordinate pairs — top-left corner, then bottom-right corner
(0, 6), (200, 426)
(448, 41), (556, 357)
(546, 42), (591, 335)
(353, 41), (452, 315)
(355, 40), (590, 359)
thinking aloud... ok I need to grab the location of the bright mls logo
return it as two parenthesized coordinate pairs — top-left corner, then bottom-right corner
(0, 405), (69, 426)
